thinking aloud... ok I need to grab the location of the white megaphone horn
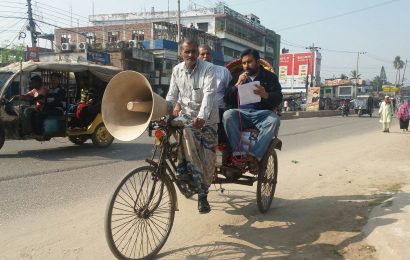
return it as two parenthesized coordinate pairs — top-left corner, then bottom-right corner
(102, 70), (168, 141)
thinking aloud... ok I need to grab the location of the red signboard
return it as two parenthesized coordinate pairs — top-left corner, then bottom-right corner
(279, 52), (315, 91)
(279, 52), (314, 76)
(26, 47), (40, 62)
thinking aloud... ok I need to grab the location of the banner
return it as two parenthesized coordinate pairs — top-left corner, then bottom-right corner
(307, 87), (320, 111)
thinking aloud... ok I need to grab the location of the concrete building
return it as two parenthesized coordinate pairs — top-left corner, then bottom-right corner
(88, 3), (281, 72)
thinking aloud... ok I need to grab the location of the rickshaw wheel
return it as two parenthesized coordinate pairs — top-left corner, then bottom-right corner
(257, 144), (278, 213)
(68, 135), (88, 145)
(92, 123), (114, 148)
(0, 125), (5, 150)
(105, 166), (176, 260)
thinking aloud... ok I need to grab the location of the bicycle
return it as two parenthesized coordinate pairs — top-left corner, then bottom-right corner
(105, 116), (282, 259)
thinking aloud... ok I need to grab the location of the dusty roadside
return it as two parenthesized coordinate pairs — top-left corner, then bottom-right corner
(0, 123), (409, 259)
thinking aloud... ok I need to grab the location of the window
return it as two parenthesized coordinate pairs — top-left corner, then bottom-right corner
(85, 32), (95, 44)
(197, 23), (209, 32)
(132, 30), (144, 41)
(107, 31), (120, 43)
(61, 33), (71, 43)
(223, 47), (241, 58)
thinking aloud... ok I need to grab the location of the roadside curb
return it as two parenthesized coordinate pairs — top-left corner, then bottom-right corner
(281, 110), (341, 120)
(363, 184), (410, 259)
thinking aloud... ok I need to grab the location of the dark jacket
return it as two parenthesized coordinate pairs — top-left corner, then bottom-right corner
(224, 65), (283, 110)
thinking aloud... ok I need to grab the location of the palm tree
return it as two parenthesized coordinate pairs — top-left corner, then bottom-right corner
(393, 56), (405, 85)
(350, 70), (361, 79)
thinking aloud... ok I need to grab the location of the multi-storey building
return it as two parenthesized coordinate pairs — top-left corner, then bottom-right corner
(48, 4), (281, 95)
(87, 3), (281, 72)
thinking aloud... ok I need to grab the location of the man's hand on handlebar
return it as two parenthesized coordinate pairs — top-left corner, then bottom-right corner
(173, 102), (181, 117)
(193, 117), (205, 129)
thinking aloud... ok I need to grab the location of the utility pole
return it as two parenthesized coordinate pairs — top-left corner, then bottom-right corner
(177, 0), (181, 45)
(306, 43), (321, 88)
(401, 59), (408, 86)
(355, 51), (366, 98)
(27, 0), (37, 47)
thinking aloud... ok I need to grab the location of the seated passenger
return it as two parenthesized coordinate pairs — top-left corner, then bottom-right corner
(43, 72), (67, 116)
(223, 49), (283, 163)
(77, 76), (107, 126)
(21, 75), (48, 112)
(21, 75), (48, 134)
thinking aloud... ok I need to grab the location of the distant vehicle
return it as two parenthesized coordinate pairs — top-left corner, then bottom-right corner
(353, 95), (374, 117)
(0, 61), (122, 151)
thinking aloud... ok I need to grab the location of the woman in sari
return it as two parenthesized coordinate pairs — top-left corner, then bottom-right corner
(396, 100), (409, 131)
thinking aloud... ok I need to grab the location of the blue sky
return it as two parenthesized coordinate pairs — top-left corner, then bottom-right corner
(1, 0), (409, 84)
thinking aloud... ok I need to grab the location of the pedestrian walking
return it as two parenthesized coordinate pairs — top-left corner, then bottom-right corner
(379, 95), (393, 133)
(396, 100), (409, 131)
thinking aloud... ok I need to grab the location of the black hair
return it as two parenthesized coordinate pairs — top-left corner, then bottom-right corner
(30, 75), (42, 83)
(50, 72), (62, 79)
(240, 49), (260, 61)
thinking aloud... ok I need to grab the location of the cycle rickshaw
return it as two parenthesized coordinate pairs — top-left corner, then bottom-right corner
(102, 69), (282, 259)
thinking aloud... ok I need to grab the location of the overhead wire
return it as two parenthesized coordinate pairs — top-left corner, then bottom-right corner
(32, 2), (90, 26)
(277, 0), (399, 31)
(34, 0), (90, 21)
(0, 18), (25, 34)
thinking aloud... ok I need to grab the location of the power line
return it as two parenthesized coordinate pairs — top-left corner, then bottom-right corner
(33, 2), (90, 25)
(34, 0), (90, 20)
(277, 0), (399, 31)
(0, 18), (25, 34)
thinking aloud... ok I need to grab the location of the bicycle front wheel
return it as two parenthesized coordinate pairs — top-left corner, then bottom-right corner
(105, 166), (176, 260)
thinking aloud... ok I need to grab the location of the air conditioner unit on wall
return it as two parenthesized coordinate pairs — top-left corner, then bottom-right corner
(61, 43), (72, 51)
(106, 42), (118, 49)
(117, 41), (129, 49)
(129, 40), (137, 48)
(77, 42), (87, 51)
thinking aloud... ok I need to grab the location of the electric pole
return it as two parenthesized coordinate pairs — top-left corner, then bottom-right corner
(306, 43), (321, 88)
(27, 0), (37, 47)
(401, 59), (408, 86)
(355, 51), (366, 98)
(177, 0), (181, 44)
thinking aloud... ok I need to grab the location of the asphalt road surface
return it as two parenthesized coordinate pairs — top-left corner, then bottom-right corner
(2, 115), (406, 259)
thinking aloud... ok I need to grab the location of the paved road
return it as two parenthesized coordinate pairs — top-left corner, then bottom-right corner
(0, 115), (390, 259)
(0, 115), (380, 222)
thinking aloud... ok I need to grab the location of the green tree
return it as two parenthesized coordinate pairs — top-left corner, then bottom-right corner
(379, 66), (387, 84)
(393, 56), (405, 85)
(340, 73), (348, 79)
(0, 42), (25, 63)
(371, 75), (383, 92)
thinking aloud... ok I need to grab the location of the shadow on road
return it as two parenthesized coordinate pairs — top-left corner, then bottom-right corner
(0, 142), (154, 162)
(159, 190), (408, 259)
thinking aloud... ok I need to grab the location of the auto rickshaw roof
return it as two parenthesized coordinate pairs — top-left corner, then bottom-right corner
(0, 61), (122, 82)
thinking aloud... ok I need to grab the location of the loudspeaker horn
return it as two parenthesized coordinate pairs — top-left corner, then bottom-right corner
(102, 70), (168, 141)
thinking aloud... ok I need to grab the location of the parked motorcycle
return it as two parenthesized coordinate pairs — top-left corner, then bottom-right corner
(340, 104), (349, 116)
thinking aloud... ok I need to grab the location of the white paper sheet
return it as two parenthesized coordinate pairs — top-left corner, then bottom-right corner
(238, 81), (261, 105)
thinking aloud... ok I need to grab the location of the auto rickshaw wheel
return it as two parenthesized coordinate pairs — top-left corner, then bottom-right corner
(69, 135), (88, 145)
(0, 125), (5, 150)
(92, 123), (114, 148)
